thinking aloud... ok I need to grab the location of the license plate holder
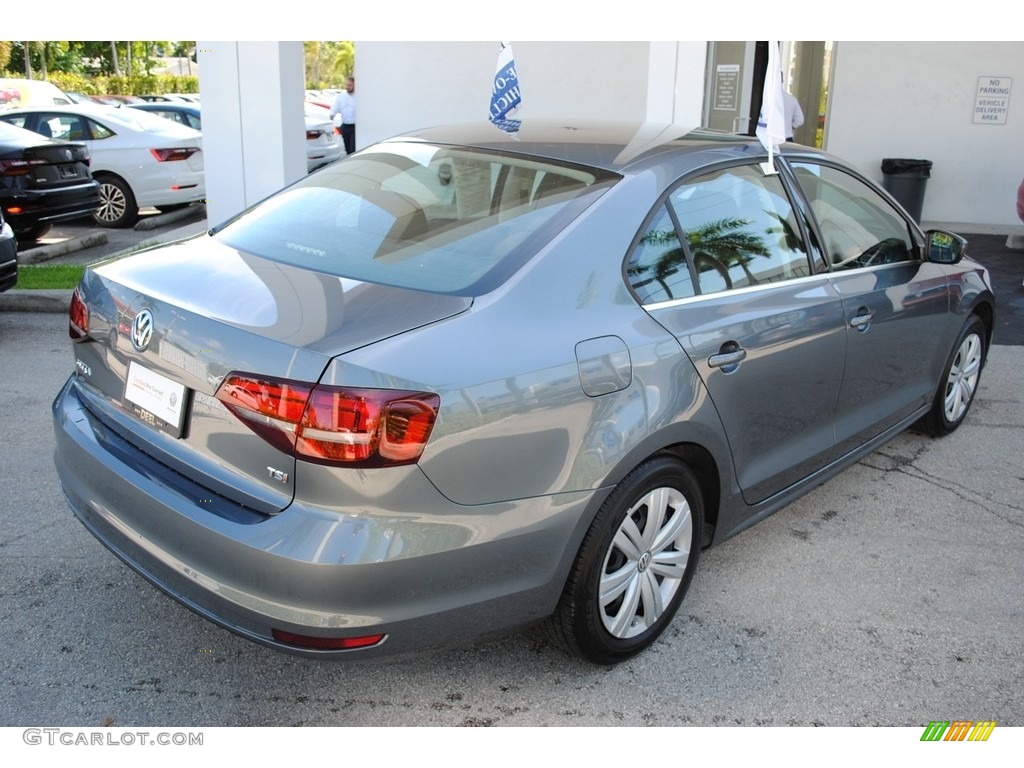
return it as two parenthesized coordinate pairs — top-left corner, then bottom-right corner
(124, 360), (189, 438)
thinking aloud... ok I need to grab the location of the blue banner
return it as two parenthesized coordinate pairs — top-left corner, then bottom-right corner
(489, 42), (521, 134)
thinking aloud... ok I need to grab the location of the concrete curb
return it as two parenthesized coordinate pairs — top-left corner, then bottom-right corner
(0, 288), (72, 313)
(134, 204), (207, 231)
(19, 232), (109, 265)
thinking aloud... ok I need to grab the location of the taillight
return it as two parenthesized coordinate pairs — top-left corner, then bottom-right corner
(0, 158), (47, 176)
(69, 287), (89, 341)
(305, 130), (322, 141)
(215, 373), (440, 468)
(150, 147), (198, 162)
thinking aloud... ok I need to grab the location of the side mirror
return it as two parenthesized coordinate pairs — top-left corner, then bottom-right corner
(925, 229), (966, 264)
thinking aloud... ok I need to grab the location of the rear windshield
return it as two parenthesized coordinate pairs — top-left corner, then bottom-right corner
(214, 141), (618, 295)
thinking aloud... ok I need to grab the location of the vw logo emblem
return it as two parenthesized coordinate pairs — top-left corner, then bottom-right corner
(131, 309), (155, 352)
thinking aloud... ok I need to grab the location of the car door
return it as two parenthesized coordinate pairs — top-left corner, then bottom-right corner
(787, 161), (954, 455)
(627, 162), (847, 505)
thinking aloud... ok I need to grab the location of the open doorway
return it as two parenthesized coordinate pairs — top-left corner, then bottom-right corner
(703, 41), (832, 148)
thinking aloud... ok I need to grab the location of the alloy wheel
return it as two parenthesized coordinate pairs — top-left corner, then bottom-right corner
(943, 332), (982, 423)
(96, 181), (128, 224)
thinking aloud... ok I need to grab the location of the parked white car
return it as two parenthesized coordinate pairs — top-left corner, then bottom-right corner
(0, 104), (205, 227)
(303, 103), (343, 172)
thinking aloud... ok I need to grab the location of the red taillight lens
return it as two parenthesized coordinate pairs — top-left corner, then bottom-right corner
(150, 147), (198, 162)
(69, 287), (89, 340)
(0, 158), (46, 176)
(215, 374), (439, 468)
(214, 375), (312, 455)
(306, 130), (321, 141)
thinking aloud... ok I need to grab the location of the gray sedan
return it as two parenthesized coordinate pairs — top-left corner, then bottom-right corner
(52, 121), (995, 664)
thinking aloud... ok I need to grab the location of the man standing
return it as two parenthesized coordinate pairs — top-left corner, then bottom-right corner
(331, 77), (356, 155)
(782, 88), (804, 143)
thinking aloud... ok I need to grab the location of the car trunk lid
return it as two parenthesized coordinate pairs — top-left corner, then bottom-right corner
(70, 234), (471, 514)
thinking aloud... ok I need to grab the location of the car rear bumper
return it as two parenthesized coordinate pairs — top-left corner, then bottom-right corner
(52, 375), (593, 657)
(1, 181), (101, 229)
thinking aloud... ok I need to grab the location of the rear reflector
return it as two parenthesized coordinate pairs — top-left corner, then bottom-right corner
(215, 373), (440, 468)
(272, 628), (386, 650)
(150, 147), (199, 162)
(69, 287), (89, 340)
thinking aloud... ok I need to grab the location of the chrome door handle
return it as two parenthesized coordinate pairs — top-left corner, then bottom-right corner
(708, 349), (747, 369)
(850, 311), (874, 331)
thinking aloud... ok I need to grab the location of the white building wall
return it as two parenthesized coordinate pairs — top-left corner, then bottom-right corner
(197, 41), (306, 227)
(358, 42), (708, 149)
(826, 41), (1023, 232)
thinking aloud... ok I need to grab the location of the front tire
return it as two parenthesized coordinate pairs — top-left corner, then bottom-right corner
(917, 315), (986, 436)
(92, 174), (138, 228)
(548, 455), (703, 664)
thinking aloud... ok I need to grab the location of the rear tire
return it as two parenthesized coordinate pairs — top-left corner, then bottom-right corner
(547, 455), (703, 664)
(917, 315), (986, 436)
(92, 174), (138, 228)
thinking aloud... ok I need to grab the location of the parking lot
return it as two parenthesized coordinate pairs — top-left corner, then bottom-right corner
(1, 220), (1022, 725)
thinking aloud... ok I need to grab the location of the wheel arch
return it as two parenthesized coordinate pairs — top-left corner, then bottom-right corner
(91, 169), (135, 196)
(596, 428), (730, 551)
(970, 297), (995, 359)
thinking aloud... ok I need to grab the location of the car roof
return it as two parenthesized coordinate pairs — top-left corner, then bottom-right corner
(130, 102), (200, 114)
(390, 120), (831, 175)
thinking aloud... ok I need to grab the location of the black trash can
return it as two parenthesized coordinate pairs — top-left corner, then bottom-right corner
(881, 158), (932, 223)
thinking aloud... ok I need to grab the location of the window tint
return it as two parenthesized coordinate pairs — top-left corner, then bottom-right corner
(791, 162), (915, 270)
(627, 203), (695, 303)
(215, 141), (618, 296)
(670, 164), (811, 294)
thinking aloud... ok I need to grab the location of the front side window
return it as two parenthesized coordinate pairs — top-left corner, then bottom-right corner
(670, 164), (812, 295)
(215, 141), (618, 295)
(791, 162), (915, 270)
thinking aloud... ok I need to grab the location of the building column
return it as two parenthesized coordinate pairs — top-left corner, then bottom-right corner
(197, 41), (306, 227)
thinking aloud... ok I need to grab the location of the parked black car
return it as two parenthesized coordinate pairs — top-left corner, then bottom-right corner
(0, 210), (16, 292)
(0, 121), (101, 241)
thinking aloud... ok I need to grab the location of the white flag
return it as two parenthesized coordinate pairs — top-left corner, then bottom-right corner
(756, 41), (786, 171)
(489, 42), (522, 135)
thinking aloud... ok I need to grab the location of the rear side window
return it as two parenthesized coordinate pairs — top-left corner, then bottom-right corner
(627, 163), (811, 304)
(673, 165), (811, 295)
(215, 141), (618, 295)
(627, 203), (695, 303)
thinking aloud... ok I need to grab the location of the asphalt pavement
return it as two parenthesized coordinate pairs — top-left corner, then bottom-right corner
(0, 215), (1022, 727)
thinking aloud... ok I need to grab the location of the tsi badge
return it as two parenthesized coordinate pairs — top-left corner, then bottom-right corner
(267, 466), (289, 484)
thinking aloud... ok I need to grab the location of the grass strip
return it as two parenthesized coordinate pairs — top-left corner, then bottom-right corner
(15, 264), (86, 290)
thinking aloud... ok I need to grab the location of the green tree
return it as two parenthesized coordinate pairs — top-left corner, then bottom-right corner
(304, 41), (355, 89)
